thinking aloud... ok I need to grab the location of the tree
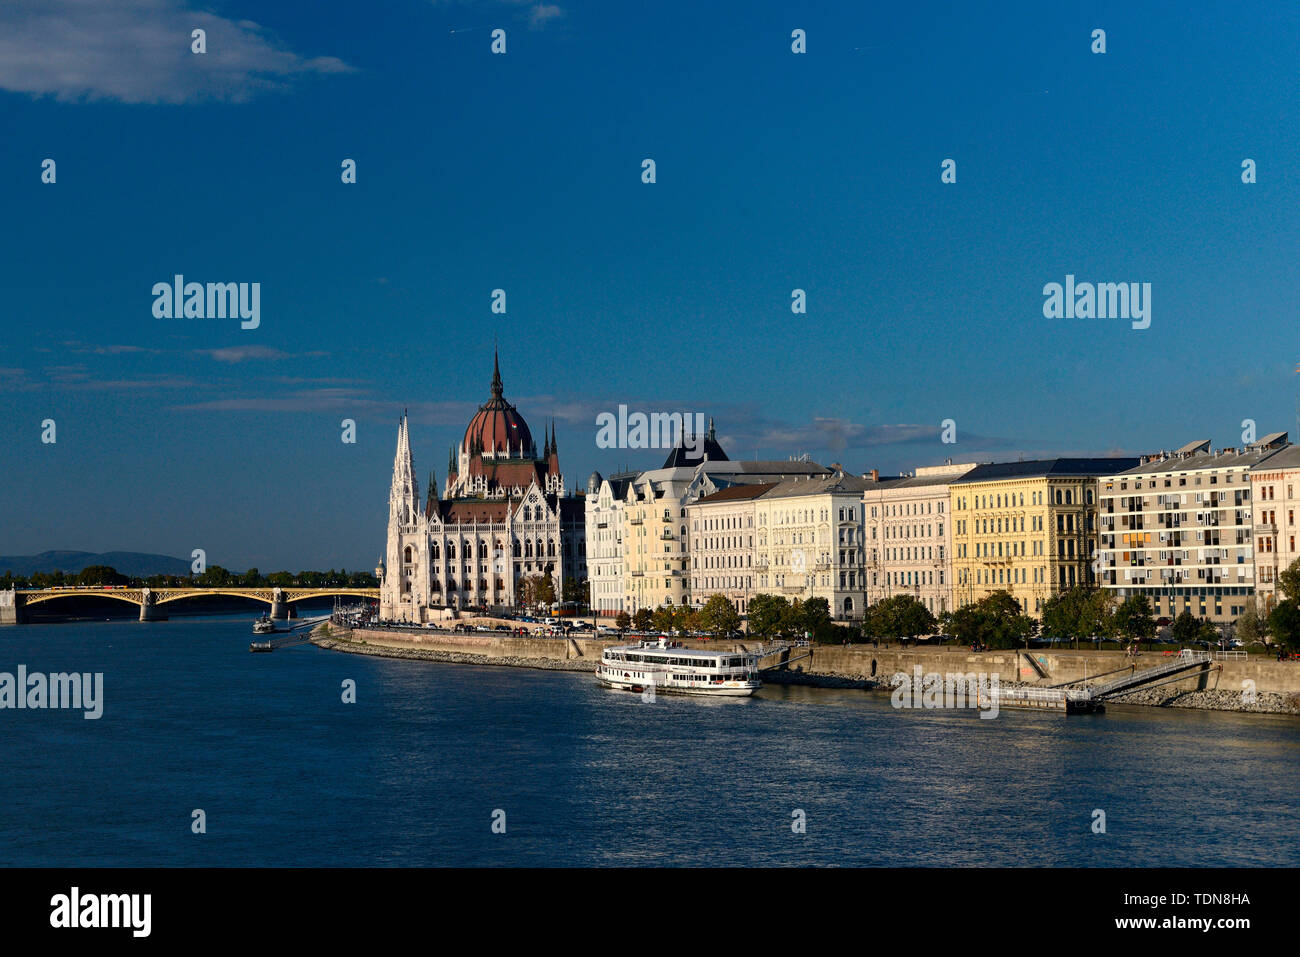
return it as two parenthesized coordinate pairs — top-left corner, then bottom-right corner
(944, 590), (1034, 649)
(632, 608), (653, 632)
(1236, 600), (1266, 645)
(1269, 600), (1300, 651)
(76, 565), (126, 586)
(1041, 586), (1114, 644)
(651, 606), (676, 634)
(614, 610), (631, 631)
(801, 596), (835, 641)
(697, 595), (741, 635)
(1196, 618), (1221, 646)
(1170, 610), (1199, 645)
(1278, 558), (1300, 602)
(1111, 594), (1155, 643)
(561, 577), (586, 605)
(864, 594), (936, 640)
(747, 593), (789, 638)
(778, 598), (806, 637)
(534, 575), (557, 607)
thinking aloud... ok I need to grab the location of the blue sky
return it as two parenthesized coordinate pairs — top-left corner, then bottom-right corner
(1, 0), (1297, 571)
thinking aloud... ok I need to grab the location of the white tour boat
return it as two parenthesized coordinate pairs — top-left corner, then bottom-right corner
(596, 637), (761, 696)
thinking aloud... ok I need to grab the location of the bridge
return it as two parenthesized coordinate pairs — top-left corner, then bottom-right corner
(0, 586), (378, 624)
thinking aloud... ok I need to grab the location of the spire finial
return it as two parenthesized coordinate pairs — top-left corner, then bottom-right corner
(490, 347), (503, 399)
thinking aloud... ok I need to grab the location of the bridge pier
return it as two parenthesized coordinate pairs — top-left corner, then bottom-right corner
(270, 588), (291, 620)
(0, 589), (23, 625)
(139, 589), (168, 622)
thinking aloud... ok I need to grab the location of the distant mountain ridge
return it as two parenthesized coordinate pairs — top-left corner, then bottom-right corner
(0, 551), (192, 577)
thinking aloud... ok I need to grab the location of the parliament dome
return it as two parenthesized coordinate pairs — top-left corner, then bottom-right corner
(462, 353), (536, 458)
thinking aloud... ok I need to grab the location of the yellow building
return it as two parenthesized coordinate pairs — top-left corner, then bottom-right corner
(949, 458), (1137, 616)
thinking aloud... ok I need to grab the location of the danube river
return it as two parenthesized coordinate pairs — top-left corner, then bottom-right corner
(2, 615), (1297, 867)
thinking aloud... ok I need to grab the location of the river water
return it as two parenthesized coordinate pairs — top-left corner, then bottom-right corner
(2, 615), (1296, 867)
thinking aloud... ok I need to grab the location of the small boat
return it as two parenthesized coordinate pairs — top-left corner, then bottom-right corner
(250, 641), (274, 653)
(253, 616), (275, 635)
(596, 637), (761, 696)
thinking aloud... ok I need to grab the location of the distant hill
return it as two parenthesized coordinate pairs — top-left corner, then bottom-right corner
(0, 551), (193, 577)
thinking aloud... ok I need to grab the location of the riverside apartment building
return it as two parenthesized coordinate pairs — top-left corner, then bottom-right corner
(1094, 435), (1288, 623)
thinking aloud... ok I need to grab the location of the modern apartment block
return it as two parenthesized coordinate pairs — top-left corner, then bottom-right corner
(1250, 443), (1300, 612)
(1095, 436), (1287, 623)
(950, 458), (1139, 615)
(863, 462), (977, 617)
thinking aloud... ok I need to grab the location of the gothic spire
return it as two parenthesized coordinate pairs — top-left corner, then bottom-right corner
(490, 348), (503, 400)
(389, 412), (418, 525)
(425, 469), (438, 516)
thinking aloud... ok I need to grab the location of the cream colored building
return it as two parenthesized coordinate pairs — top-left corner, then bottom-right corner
(753, 472), (872, 621)
(686, 483), (774, 616)
(1250, 442), (1300, 612)
(1096, 436), (1287, 623)
(584, 470), (636, 616)
(863, 462), (977, 617)
(622, 468), (695, 612)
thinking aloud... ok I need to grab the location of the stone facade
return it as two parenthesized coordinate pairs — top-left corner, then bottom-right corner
(863, 463), (976, 618)
(379, 356), (585, 623)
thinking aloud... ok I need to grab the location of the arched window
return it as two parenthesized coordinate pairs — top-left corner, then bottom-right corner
(431, 543), (440, 560)
(403, 546), (413, 563)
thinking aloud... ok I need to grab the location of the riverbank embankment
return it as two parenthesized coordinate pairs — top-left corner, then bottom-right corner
(311, 625), (1300, 715)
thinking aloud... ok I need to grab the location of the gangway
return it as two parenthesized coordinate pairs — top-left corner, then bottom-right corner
(752, 639), (814, 672)
(989, 650), (1217, 714)
(1086, 650), (1216, 699)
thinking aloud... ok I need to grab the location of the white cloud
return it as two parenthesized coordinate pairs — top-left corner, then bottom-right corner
(528, 4), (565, 29)
(0, 0), (353, 104)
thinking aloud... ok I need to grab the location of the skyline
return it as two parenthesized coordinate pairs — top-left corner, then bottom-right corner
(3, 0), (1298, 570)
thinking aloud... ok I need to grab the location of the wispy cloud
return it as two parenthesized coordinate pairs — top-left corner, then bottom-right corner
(0, 0), (353, 105)
(196, 346), (327, 363)
(528, 4), (565, 29)
(172, 390), (475, 425)
(438, 1), (567, 32)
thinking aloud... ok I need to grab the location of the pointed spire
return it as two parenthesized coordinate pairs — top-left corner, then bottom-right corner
(708, 417), (716, 442)
(425, 469), (438, 516)
(389, 412), (418, 525)
(490, 348), (503, 400)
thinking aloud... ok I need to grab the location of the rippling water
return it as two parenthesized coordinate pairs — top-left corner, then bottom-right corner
(2, 616), (1296, 866)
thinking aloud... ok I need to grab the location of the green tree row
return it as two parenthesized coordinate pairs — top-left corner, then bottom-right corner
(2, 566), (379, 589)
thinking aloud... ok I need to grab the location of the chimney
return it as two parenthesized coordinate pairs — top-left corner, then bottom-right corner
(870, 468), (879, 482)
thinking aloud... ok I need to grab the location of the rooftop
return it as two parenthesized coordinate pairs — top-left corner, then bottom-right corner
(952, 457), (1141, 484)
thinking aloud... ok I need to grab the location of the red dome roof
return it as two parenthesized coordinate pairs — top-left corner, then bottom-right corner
(462, 354), (535, 457)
